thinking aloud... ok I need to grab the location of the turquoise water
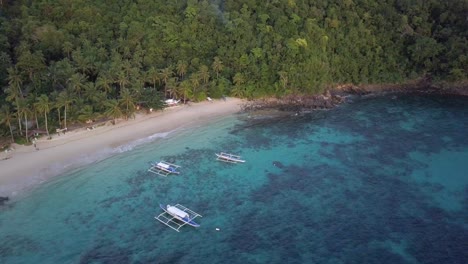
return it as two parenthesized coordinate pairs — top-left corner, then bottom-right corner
(0, 94), (467, 264)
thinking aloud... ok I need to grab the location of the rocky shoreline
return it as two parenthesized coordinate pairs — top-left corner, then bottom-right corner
(241, 93), (345, 112)
(241, 78), (467, 113)
(334, 77), (468, 97)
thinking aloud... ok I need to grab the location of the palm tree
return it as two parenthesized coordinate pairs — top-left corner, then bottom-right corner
(17, 98), (32, 142)
(84, 82), (106, 108)
(49, 91), (61, 128)
(278, 71), (288, 89)
(47, 62), (63, 89)
(96, 73), (114, 95)
(56, 90), (74, 129)
(5, 68), (25, 135)
(104, 99), (123, 125)
(62, 41), (73, 59)
(77, 105), (95, 123)
(130, 79), (145, 102)
(68, 73), (87, 97)
(47, 59), (73, 90)
(212, 57), (223, 80)
(230, 85), (246, 98)
(166, 78), (178, 99)
(0, 105), (15, 143)
(198, 65), (210, 84)
(83, 82), (97, 102)
(176, 60), (188, 80)
(189, 73), (201, 96)
(172, 82), (183, 101)
(233, 72), (246, 86)
(116, 71), (129, 90)
(28, 93), (40, 129)
(119, 88), (136, 120)
(160, 67), (173, 97)
(72, 49), (93, 75)
(232, 73), (247, 98)
(178, 80), (193, 103)
(146, 67), (160, 89)
(16, 50), (46, 83)
(4, 85), (23, 135)
(34, 94), (51, 138)
(122, 59), (133, 77)
(7, 67), (24, 98)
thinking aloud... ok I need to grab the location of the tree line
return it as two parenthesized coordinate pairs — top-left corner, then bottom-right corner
(0, 0), (466, 143)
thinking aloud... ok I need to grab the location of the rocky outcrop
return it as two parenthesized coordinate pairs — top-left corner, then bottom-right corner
(241, 93), (345, 112)
(333, 77), (468, 97)
(241, 78), (467, 114)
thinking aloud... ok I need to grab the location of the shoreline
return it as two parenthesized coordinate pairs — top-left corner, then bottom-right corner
(241, 81), (468, 113)
(0, 98), (244, 198)
(333, 78), (468, 97)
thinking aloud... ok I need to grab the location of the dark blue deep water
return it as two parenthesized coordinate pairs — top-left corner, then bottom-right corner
(0, 94), (467, 264)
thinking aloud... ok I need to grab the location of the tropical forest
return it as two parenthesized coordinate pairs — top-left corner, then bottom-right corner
(0, 0), (467, 143)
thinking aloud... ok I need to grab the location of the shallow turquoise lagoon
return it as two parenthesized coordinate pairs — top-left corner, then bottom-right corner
(0, 94), (467, 264)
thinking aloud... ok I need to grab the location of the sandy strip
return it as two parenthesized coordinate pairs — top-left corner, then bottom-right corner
(0, 98), (244, 197)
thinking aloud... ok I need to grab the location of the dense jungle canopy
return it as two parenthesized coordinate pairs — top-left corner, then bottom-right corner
(0, 0), (467, 142)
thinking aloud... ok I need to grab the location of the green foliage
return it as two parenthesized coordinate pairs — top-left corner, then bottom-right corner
(139, 88), (165, 110)
(193, 90), (208, 102)
(0, 0), (465, 135)
(207, 81), (225, 99)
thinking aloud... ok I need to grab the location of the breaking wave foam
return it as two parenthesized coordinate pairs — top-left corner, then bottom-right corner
(1, 130), (177, 199)
(112, 131), (173, 153)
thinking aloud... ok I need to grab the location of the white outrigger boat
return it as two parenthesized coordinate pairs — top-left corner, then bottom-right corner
(164, 99), (180, 106)
(216, 152), (246, 164)
(155, 204), (202, 232)
(148, 161), (181, 177)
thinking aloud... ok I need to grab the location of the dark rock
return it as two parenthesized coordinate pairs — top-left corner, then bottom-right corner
(273, 161), (285, 169)
(241, 93), (346, 113)
(0, 196), (9, 206)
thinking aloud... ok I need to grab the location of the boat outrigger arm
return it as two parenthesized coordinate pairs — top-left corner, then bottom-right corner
(148, 161), (181, 177)
(155, 204), (202, 232)
(216, 152), (246, 163)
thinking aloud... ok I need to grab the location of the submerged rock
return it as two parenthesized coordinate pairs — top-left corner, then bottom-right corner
(273, 161), (285, 169)
(0, 196), (9, 205)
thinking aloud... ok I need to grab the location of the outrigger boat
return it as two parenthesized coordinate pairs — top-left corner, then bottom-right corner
(155, 204), (202, 232)
(148, 161), (181, 177)
(216, 152), (246, 164)
(164, 99), (180, 106)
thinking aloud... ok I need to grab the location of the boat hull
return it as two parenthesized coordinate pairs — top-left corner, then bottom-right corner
(216, 153), (245, 163)
(159, 204), (200, 227)
(155, 166), (180, 174)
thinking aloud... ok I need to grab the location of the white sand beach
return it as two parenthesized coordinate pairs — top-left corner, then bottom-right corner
(0, 98), (244, 197)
